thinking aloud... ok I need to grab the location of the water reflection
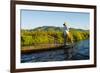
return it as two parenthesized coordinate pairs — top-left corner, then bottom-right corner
(21, 39), (89, 63)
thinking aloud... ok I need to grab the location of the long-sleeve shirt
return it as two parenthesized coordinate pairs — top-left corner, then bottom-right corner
(63, 26), (69, 36)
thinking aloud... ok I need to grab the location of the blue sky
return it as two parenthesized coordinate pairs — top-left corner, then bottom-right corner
(21, 10), (90, 30)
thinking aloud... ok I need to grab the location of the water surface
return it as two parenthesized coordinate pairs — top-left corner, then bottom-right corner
(21, 39), (89, 63)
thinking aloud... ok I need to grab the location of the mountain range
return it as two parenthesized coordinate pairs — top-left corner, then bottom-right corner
(22, 26), (89, 32)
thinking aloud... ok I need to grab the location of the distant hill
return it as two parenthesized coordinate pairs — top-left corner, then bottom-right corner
(29, 26), (63, 32)
(22, 26), (89, 32)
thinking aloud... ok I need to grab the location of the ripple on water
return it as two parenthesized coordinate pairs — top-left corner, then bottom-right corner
(21, 39), (89, 63)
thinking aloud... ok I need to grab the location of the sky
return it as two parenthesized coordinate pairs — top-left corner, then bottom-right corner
(21, 10), (90, 30)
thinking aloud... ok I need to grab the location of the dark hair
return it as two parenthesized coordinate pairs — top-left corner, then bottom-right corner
(63, 23), (66, 26)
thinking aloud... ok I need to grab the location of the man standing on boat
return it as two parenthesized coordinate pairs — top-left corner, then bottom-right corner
(63, 22), (73, 46)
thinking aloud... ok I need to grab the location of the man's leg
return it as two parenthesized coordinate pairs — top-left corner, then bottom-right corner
(67, 32), (73, 43)
(64, 34), (67, 46)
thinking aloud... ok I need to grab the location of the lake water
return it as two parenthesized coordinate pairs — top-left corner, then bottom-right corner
(21, 39), (89, 63)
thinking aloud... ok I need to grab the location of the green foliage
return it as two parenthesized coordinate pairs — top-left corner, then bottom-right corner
(21, 35), (33, 46)
(70, 30), (89, 42)
(21, 27), (89, 46)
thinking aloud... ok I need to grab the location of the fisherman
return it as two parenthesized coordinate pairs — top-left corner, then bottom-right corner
(63, 22), (73, 46)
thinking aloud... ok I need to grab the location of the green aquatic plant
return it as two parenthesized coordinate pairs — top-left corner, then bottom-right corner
(21, 27), (89, 46)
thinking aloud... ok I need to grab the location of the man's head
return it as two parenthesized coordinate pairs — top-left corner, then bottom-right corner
(63, 22), (67, 26)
